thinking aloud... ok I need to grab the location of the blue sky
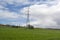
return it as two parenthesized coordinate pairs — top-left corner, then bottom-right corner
(0, 0), (60, 28)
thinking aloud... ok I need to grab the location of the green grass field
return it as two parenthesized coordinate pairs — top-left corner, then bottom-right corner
(0, 27), (60, 40)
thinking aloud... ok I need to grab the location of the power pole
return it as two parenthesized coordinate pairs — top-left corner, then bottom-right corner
(26, 6), (34, 29)
(26, 6), (30, 26)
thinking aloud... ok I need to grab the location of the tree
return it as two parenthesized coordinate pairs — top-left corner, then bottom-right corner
(27, 25), (34, 29)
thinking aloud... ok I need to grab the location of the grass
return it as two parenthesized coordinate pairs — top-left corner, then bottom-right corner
(0, 27), (60, 40)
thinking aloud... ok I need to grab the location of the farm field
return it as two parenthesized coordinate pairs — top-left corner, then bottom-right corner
(0, 27), (60, 40)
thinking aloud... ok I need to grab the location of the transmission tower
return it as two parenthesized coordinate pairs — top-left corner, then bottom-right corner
(26, 6), (34, 29)
(26, 7), (30, 26)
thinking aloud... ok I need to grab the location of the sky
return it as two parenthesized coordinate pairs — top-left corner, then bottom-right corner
(0, 0), (60, 29)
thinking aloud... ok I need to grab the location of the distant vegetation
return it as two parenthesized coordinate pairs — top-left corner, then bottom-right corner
(0, 24), (21, 28)
(27, 25), (34, 29)
(0, 24), (34, 29)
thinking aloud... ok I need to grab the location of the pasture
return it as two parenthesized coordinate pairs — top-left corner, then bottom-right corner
(0, 27), (60, 40)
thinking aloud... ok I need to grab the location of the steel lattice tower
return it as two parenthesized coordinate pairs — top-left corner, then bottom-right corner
(26, 7), (30, 26)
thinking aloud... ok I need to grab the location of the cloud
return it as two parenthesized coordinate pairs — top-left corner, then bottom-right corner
(21, 0), (60, 28)
(0, 5), (4, 9)
(0, 0), (57, 6)
(0, 9), (27, 26)
(0, 10), (20, 19)
(0, 0), (30, 5)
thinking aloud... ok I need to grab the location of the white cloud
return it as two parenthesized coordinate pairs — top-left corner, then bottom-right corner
(0, 10), (20, 19)
(21, 0), (60, 28)
(2, 0), (29, 4)
(2, 0), (58, 5)
(0, 5), (4, 9)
